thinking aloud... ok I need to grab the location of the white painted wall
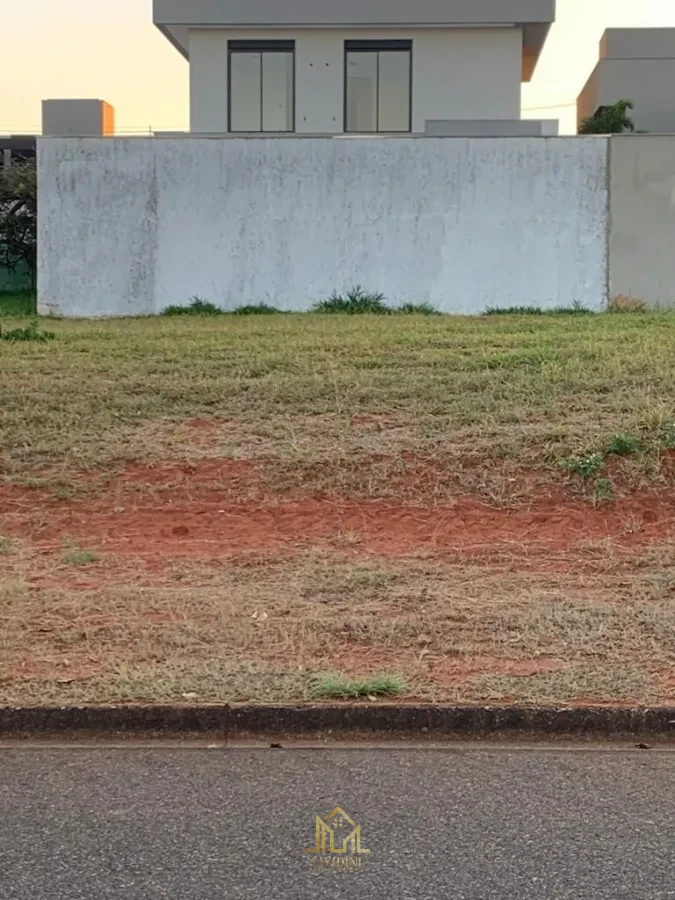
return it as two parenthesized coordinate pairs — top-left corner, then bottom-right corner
(38, 137), (609, 317)
(190, 32), (228, 132)
(188, 27), (523, 134)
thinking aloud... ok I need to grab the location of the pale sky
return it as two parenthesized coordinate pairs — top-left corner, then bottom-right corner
(4, 0), (675, 135)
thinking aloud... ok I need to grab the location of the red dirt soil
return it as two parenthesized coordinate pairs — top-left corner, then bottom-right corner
(2, 459), (674, 561)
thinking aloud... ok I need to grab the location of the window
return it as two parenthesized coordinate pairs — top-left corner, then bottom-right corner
(228, 40), (295, 133)
(345, 40), (412, 133)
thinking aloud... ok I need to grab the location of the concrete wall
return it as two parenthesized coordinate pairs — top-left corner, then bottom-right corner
(188, 28), (523, 134)
(610, 136), (675, 309)
(37, 136), (608, 317)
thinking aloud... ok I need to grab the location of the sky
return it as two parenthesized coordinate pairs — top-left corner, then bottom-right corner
(4, 0), (675, 135)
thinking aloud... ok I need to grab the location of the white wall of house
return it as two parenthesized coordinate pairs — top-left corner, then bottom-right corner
(38, 136), (608, 317)
(188, 28), (523, 134)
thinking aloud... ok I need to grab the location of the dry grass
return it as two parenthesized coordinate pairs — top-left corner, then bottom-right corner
(2, 313), (675, 706)
(1, 546), (674, 705)
(1, 313), (675, 493)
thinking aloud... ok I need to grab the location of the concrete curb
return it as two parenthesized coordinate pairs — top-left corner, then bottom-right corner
(0, 705), (674, 740)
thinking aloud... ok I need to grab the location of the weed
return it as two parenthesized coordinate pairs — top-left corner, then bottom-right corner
(594, 478), (615, 502)
(396, 302), (439, 316)
(563, 453), (604, 479)
(661, 424), (675, 450)
(313, 286), (389, 315)
(63, 548), (99, 566)
(232, 303), (281, 315)
(0, 537), (13, 555)
(553, 300), (593, 315)
(607, 434), (640, 456)
(161, 298), (222, 316)
(484, 305), (544, 316)
(608, 295), (648, 313)
(484, 301), (592, 316)
(0, 320), (55, 342)
(306, 671), (407, 700)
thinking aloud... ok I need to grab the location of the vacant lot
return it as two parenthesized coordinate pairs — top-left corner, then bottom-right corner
(2, 306), (675, 706)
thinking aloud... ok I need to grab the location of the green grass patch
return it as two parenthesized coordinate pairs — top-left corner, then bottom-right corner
(306, 671), (407, 700)
(63, 548), (99, 566)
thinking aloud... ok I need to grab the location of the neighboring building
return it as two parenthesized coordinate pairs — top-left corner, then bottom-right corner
(0, 136), (36, 168)
(153, 0), (556, 135)
(578, 29), (675, 134)
(42, 100), (115, 137)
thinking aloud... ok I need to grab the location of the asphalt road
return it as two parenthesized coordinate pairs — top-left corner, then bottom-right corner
(0, 745), (673, 899)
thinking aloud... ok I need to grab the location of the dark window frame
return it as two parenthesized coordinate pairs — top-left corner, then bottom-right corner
(228, 40), (296, 133)
(344, 39), (413, 134)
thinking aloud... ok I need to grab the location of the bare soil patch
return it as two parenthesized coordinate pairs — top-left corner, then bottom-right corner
(2, 463), (674, 707)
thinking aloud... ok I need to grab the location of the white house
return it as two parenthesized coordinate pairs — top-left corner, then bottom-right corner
(153, 0), (556, 135)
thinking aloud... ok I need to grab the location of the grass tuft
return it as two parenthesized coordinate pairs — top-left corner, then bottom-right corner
(607, 434), (640, 456)
(484, 301), (592, 316)
(313, 286), (389, 315)
(161, 298), (222, 317)
(396, 302), (439, 316)
(0, 320), (55, 342)
(232, 303), (281, 315)
(594, 477), (615, 502)
(306, 671), (407, 700)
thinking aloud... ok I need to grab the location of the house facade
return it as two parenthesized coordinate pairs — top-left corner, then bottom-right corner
(154, 0), (556, 134)
(578, 29), (675, 134)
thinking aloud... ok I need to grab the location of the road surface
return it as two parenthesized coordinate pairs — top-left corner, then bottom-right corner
(0, 745), (673, 899)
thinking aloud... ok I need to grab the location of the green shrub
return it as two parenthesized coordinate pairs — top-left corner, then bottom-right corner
(162, 297), (222, 316)
(313, 286), (390, 315)
(0, 320), (54, 342)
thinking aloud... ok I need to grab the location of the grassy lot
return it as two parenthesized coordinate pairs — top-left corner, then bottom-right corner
(2, 307), (675, 482)
(2, 302), (675, 706)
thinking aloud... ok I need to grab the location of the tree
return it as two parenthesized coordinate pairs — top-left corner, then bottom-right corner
(0, 159), (37, 290)
(579, 99), (636, 135)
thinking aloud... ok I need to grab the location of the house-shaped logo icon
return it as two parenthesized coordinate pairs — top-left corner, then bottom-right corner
(305, 807), (371, 856)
